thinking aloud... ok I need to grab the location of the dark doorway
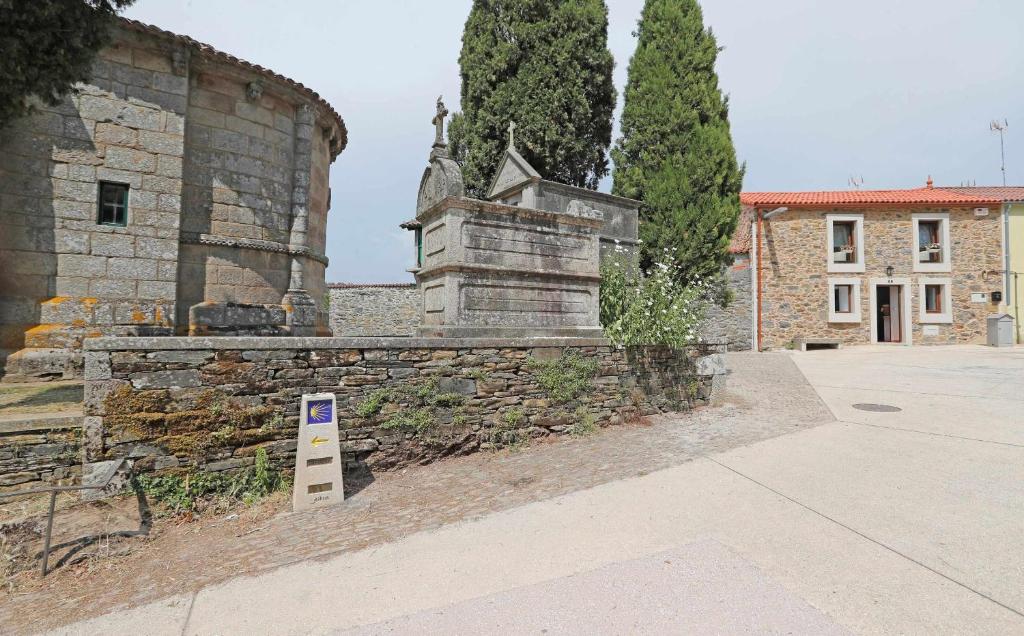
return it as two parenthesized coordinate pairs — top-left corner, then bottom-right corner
(875, 285), (902, 343)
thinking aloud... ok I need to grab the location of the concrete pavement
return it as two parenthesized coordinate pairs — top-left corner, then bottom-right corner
(49, 346), (1024, 635)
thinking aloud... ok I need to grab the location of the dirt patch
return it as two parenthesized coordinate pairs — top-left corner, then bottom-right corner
(0, 381), (83, 416)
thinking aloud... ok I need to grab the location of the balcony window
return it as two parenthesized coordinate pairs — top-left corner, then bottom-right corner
(912, 213), (951, 273)
(826, 214), (864, 273)
(833, 222), (857, 263)
(918, 221), (942, 263)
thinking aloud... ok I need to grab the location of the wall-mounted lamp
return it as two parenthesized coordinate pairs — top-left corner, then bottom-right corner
(885, 265), (895, 278)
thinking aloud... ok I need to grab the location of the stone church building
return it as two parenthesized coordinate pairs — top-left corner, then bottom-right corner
(0, 19), (346, 381)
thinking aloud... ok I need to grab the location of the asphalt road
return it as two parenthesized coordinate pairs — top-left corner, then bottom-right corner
(52, 345), (1024, 635)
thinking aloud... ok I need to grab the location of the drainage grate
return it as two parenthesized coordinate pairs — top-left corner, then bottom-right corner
(852, 403), (902, 413)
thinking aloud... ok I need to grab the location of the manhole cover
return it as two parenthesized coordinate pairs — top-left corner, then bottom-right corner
(852, 403), (902, 412)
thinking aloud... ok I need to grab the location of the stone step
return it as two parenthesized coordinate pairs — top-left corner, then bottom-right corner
(0, 411), (84, 434)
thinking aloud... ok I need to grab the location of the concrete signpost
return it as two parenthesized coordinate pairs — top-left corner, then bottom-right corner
(292, 393), (344, 512)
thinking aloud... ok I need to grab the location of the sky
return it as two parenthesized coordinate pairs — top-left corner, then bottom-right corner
(123, 0), (1024, 283)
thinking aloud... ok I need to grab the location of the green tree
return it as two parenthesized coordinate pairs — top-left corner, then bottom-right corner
(611, 0), (743, 285)
(448, 0), (616, 197)
(0, 0), (135, 128)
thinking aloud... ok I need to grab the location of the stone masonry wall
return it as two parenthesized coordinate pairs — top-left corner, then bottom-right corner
(1, 22), (345, 381)
(329, 285), (420, 336)
(703, 254), (752, 351)
(81, 337), (725, 477)
(0, 416), (82, 492)
(760, 206), (1002, 348)
(0, 27), (186, 370)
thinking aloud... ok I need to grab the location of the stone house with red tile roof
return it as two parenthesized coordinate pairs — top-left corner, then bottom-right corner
(742, 182), (1005, 350)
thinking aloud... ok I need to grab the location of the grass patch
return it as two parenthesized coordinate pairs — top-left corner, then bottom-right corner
(527, 350), (599, 403)
(0, 381), (83, 416)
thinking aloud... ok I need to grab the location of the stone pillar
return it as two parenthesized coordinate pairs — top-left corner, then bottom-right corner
(283, 104), (317, 335)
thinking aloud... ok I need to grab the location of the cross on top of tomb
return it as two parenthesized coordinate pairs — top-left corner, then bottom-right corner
(432, 95), (448, 149)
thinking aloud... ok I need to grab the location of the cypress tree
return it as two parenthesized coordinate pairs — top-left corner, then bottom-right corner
(611, 0), (743, 284)
(448, 0), (616, 197)
(0, 0), (135, 128)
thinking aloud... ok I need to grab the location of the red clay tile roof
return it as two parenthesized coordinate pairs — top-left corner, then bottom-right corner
(741, 188), (1000, 208)
(118, 18), (347, 155)
(938, 186), (1024, 202)
(729, 205), (753, 253)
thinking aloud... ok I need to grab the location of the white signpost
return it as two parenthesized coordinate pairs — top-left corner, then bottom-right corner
(292, 393), (344, 512)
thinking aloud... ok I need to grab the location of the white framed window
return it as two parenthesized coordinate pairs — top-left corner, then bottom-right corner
(827, 214), (864, 273)
(912, 212), (951, 273)
(828, 277), (862, 323)
(918, 277), (952, 323)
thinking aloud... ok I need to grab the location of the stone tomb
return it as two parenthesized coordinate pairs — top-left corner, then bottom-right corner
(406, 103), (639, 338)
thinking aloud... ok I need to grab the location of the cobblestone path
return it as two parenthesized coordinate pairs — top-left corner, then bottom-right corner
(1, 353), (833, 633)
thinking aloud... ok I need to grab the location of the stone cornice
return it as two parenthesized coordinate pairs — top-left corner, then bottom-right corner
(179, 232), (329, 265)
(84, 336), (615, 351)
(419, 196), (605, 229)
(415, 262), (602, 283)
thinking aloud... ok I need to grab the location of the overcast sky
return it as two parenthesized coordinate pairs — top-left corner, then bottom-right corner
(124, 0), (1024, 283)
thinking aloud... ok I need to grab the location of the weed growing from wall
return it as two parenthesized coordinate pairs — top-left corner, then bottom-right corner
(527, 350), (600, 403)
(570, 407), (597, 437)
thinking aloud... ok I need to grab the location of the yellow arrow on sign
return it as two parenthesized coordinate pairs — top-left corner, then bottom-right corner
(310, 435), (329, 447)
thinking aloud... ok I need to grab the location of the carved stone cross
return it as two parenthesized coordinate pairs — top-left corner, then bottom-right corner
(508, 120), (516, 148)
(432, 95), (448, 147)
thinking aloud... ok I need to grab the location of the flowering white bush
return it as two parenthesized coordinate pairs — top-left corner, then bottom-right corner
(600, 246), (711, 348)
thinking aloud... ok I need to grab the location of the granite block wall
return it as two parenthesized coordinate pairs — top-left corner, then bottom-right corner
(329, 285), (420, 336)
(0, 20), (345, 380)
(0, 28), (186, 376)
(81, 337), (726, 477)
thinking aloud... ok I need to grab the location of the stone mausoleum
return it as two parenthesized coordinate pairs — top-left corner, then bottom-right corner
(393, 102), (640, 338)
(0, 19), (346, 382)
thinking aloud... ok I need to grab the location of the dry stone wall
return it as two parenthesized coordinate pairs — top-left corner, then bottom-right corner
(82, 337), (725, 477)
(0, 416), (82, 492)
(328, 285), (420, 336)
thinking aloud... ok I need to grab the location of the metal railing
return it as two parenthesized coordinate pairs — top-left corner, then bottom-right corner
(0, 459), (129, 576)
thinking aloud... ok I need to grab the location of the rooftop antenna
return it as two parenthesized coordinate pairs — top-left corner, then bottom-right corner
(848, 175), (865, 189)
(990, 119), (1008, 186)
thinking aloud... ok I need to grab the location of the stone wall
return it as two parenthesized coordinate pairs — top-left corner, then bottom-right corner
(81, 337), (725, 477)
(703, 254), (753, 351)
(0, 20), (345, 381)
(328, 284), (420, 336)
(0, 28), (187, 379)
(0, 416), (82, 492)
(760, 206), (1002, 348)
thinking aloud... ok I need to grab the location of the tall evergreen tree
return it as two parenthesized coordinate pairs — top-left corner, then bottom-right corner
(611, 0), (743, 285)
(448, 0), (616, 196)
(0, 0), (135, 128)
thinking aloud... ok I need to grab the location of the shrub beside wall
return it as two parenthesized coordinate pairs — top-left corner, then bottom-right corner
(82, 337), (726, 476)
